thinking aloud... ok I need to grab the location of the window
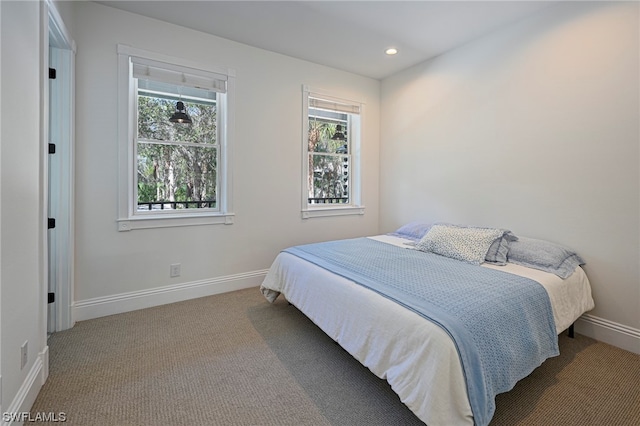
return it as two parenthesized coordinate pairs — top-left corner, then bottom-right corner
(117, 45), (235, 230)
(302, 86), (364, 218)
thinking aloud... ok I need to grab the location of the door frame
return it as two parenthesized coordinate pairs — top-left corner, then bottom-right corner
(45, 0), (75, 333)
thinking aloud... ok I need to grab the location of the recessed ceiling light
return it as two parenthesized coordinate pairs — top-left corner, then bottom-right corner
(385, 48), (398, 56)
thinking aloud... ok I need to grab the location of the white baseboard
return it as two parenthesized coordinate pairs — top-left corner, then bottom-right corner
(1, 347), (48, 426)
(68, 271), (640, 355)
(40, 346), (49, 385)
(575, 314), (640, 354)
(73, 269), (269, 321)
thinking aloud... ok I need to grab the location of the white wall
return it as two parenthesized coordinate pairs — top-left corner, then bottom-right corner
(72, 2), (379, 313)
(381, 1), (639, 351)
(52, 0), (74, 30)
(1, 0), (48, 413)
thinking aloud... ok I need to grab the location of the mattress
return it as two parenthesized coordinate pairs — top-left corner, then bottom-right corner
(260, 235), (595, 425)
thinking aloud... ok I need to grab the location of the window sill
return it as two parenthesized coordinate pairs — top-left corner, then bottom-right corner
(117, 213), (234, 231)
(302, 205), (365, 219)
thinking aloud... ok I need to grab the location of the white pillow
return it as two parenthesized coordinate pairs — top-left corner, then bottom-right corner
(416, 224), (505, 265)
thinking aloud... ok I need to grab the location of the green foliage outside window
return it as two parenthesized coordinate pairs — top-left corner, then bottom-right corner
(136, 95), (217, 210)
(308, 115), (349, 203)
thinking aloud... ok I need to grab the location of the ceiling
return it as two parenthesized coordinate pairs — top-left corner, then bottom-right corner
(97, 1), (556, 80)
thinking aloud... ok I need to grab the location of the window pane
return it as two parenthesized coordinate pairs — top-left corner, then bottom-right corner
(137, 95), (217, 144)
(137, 143), (217, 210)
(307, 107), (349, 205)
(308, 108), (348, 154)
(308, 154), (350, 204)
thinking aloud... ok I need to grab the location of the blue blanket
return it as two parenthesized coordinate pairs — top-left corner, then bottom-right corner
(284, 238), (559, 426)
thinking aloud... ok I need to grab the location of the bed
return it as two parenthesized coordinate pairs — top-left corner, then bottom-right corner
(260, 224), (595, 426)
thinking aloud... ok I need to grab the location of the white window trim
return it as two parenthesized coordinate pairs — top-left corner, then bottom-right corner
(301, 85), (365, 219)
(117, 44), (235, 231)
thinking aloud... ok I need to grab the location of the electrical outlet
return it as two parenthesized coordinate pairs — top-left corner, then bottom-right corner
(170, 263), (181, 278)
(20, 341), (28, 370)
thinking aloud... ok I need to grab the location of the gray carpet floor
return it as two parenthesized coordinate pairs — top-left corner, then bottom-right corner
(32, 287), (640, 425)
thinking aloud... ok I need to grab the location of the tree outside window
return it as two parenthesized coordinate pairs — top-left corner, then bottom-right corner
(136, 92), (218, 211)
(308, 108), (350, 204)
(301, 87), (364, 218)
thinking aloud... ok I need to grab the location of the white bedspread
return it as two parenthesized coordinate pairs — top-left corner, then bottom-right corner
(260, 235), (594, 425)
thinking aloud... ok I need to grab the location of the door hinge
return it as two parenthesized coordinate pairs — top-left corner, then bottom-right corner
(48, 218), (56, 229)
(48, 292), (55, 304)
(49, 143), (56, 154)
(49, 68), (56, 79)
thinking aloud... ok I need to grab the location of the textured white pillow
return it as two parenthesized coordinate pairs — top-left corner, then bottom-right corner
(416, 224), (505, 265)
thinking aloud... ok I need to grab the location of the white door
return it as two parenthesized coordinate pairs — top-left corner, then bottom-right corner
(47, 9), (75, 332)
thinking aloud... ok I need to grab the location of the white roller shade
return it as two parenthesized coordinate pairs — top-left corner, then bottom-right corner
(309, 96), (360, 115)
(132, 56), (227, 93)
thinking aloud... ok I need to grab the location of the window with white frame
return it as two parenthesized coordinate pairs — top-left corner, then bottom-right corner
(302, 87), (364, 218)
(117, 45), (234, 230)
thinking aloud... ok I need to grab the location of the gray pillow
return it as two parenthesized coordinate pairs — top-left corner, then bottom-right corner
(389, 222), (432, 242)
(507, 237), (584, 279)
(485, 231), (518, 265)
